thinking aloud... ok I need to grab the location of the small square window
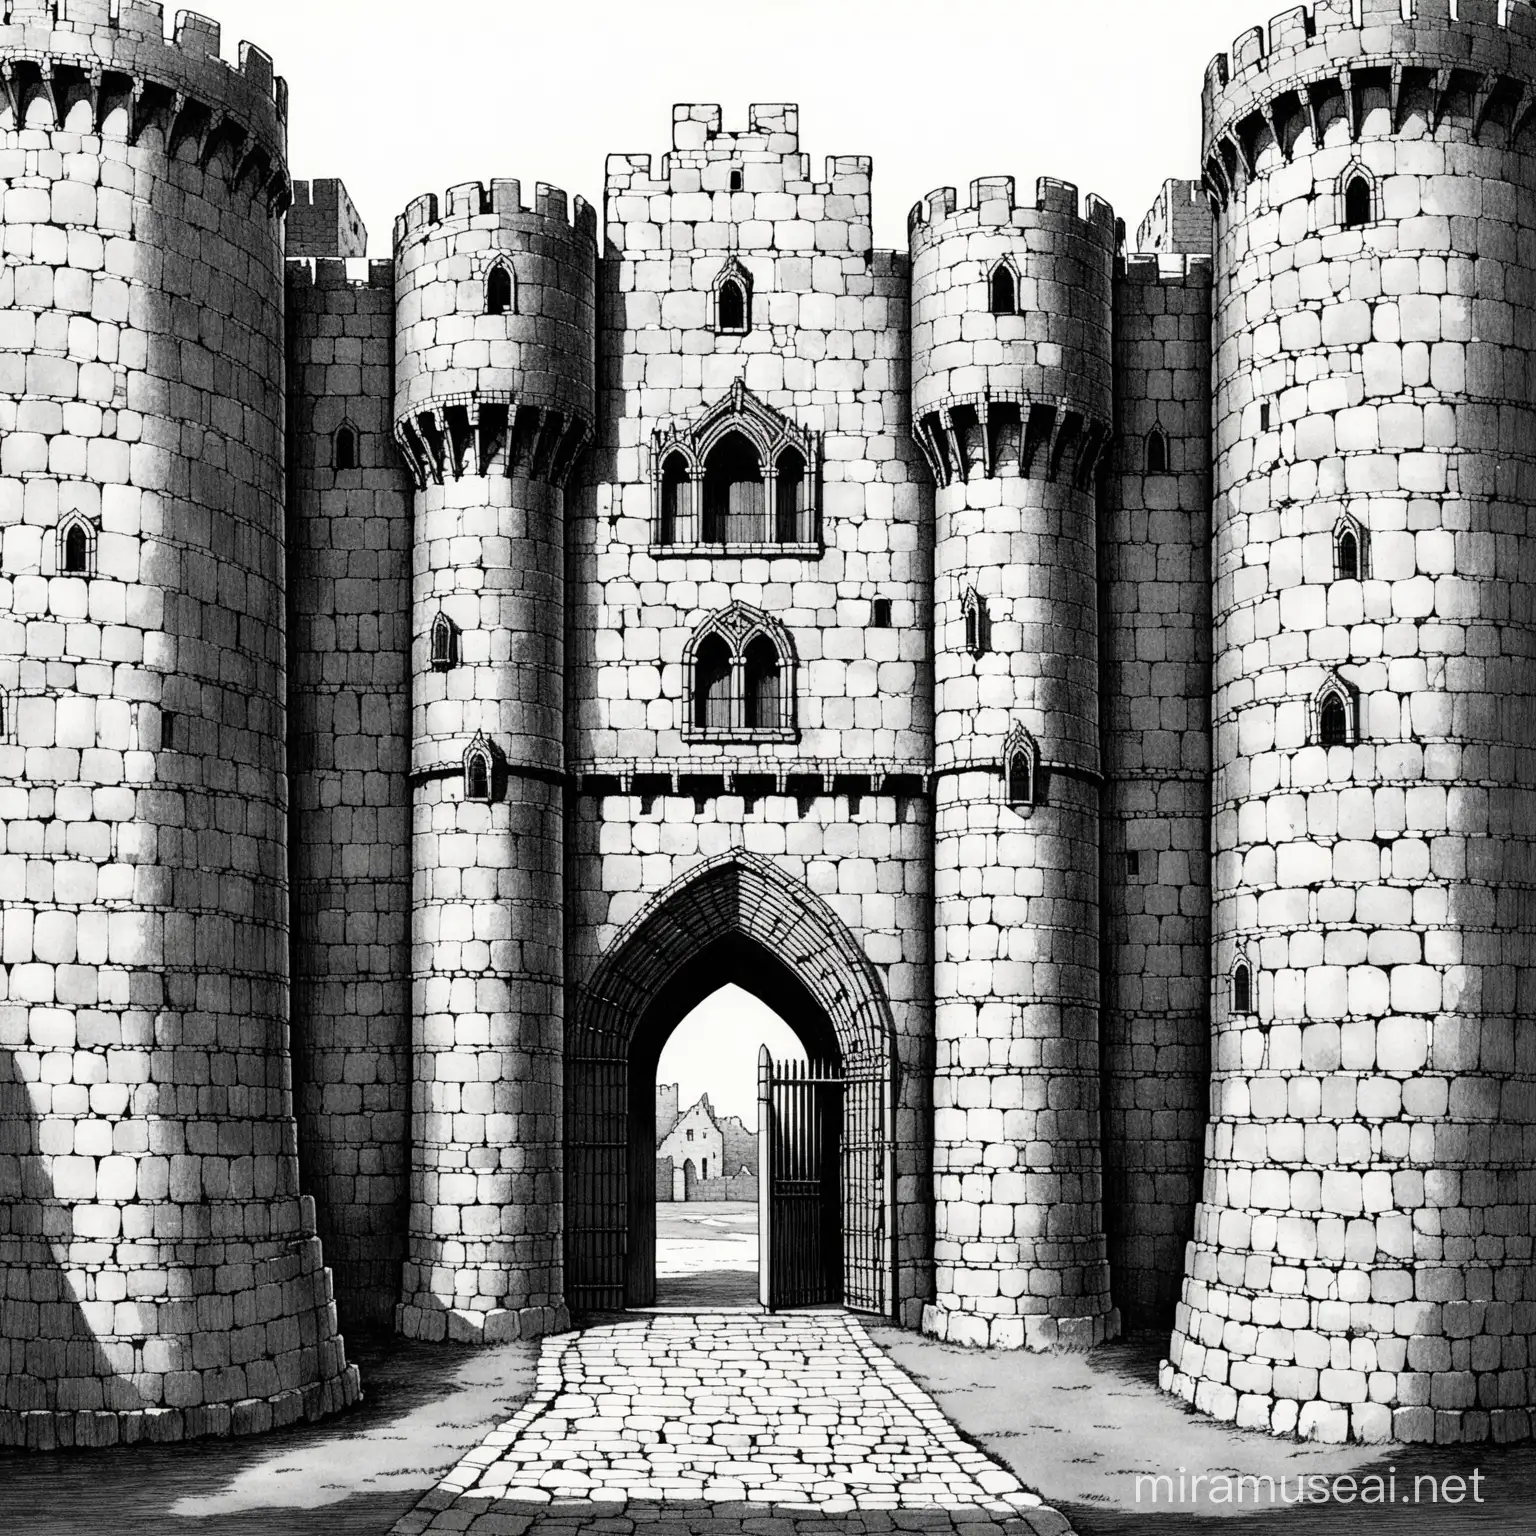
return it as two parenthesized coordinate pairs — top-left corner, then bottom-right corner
(872, 598), (893, 629)
(1260, 403), (1272, 431)
(1125, 851), (1140, 878)
(160, 712), (176, 751)
(729, 168), (744, 192)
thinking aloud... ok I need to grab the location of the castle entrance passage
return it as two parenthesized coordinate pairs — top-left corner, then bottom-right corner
(565, 854), (895, 1316)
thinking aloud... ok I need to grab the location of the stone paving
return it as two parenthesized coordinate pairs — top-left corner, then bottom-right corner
(388, 1312), (1073, 1535)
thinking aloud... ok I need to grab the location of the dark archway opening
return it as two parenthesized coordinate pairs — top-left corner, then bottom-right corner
(565, 855), (896, 1322)
(702, 431), (764, 542)
(1344, 174), (1372, 230)
(626, 934), (840, 1308)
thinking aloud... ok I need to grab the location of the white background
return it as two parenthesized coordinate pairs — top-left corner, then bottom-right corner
(206, 0), (1282, 253)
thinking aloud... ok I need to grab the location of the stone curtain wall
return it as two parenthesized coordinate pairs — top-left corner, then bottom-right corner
(286, 256), (414, 1331)
(1165, 0), (1536, 1444)
(393, 180), (595, 1344)
(1101, 253), (1214, 1331)
(910, 177), (1120, 1352)
(0, 3), (356, 1447)
(567, 107), (935, 1327)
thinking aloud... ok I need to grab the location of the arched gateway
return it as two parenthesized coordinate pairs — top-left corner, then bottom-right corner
(565, 853), (895, 1314)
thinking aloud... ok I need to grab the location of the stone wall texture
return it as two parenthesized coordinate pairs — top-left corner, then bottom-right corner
(1163, 0), (1536, 1446)
(911, 177), (1119, 1351)
(0, 3), (357, 1448)
(287, 256), (414, 1331)
(1102, 254), (1213, 1331)
(393, 179), (595, 1345)
(563, 107), (936, 1328)
(6, 0), (1534, 1457)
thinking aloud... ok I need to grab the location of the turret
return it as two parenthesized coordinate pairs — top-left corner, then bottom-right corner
(0, 1), (356, 1446)
(910, 175), (1120, 1351)
(392, 178), (596, 1344)
(1166, 0), (1536, 1445)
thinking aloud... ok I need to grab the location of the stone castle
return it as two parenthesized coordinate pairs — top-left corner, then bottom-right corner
(0, 0), (1532, 1453)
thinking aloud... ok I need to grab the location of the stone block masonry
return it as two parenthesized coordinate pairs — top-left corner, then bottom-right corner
(0, 2), (357, 1446)
(911, 176), (1120, 1352)
(393, 179), (595, 1346)
(564, 105), (936, 1327)
(1101, 253), (1214, 1331)
(4, 0), (1535, 1456)
(1164, 0), (1536, 1446)
(287, 255), (415, 1331)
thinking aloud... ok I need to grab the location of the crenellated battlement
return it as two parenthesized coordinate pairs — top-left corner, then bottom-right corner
(605, 104), (864, 201)
(286, 256), (394, 293)
(908, 174), (1117, 246)
(0, 2), (289, 210)
(394, 179), (597, 250)
(671, 101), (799, 153)
(1116, 252), (1214, 287)
(1202, 0), (1536, 204)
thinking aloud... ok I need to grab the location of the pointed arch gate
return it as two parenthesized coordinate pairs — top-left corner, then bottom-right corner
(564, 853), (896, 1316)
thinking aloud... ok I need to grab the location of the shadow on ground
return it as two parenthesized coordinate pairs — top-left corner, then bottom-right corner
(871, 1326), (1536, 1534)
(0, 1329), (540, 1536)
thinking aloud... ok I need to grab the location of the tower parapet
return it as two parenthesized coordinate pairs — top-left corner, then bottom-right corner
(909, 176), (1117, 508)
(0, 2), (288, 210)
(394, 179), (596, 491)
(1201, 0), (1536, 206)
(393, 176), (596, 1346)
(911, 171), (1120, 1354)
(1168, 0), (1536, 1445)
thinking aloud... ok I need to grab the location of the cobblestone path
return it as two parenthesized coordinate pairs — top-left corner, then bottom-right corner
(389, 1312), (1073, 1535)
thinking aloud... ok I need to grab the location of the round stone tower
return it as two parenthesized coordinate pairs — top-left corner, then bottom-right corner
(393, 179), (595, 1343)
(1166, 0), (1536, 1444)
(910, 175), (1120, 1351)
(0, 1), (357, 1446)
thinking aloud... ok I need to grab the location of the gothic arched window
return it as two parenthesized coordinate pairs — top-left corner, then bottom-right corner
(684, 604), (797, 742)
(486, 262), (514, 317)
(1343, 172), (1373, 230)
(1002, 725), (1039, 809)
(989, 260), (1017, 316)
(1336, 530), (1359, 581)
(703, 431), (765, 543)
(659, 452), (691, 545)
(334, 424), (358, 472)
(651, 381), (821, 553)
(774, 447), (805, 543)
(1334, 515), (1366, 581)
(430, 612), (458, 671)
(718, 276), (746, 331)
(713, 259), (753, 335)
(463, 738), (494, 803)
(1232, 959), (1254, 1015)
(1146, 427), (1169, 475)
(59, 515), (96, 576)
(1007, 747), (1033, 806)
(1314, 673), (1359, 748)
(743, 635), (783, 732)
(693, 634), (734, 731)
(963, 587), (986, 658)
